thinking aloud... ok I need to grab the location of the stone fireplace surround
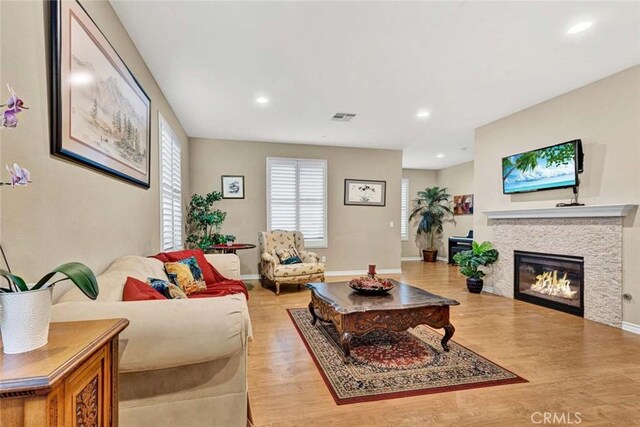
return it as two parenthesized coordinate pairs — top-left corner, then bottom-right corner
(483, 205), (637, 328)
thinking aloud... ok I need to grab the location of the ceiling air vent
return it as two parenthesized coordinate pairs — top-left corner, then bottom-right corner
(331, 112), (357, 122)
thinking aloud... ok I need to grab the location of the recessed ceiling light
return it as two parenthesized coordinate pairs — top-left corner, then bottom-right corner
(69, 72), (93, 86)
(255, 96), (269, 104)
(436, 153), (445, 158)
(567, 21), (593, 35)
(416, 110), (431, 119)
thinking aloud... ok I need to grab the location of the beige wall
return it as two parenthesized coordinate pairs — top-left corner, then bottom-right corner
(0, 0), (189, 280)
(402, 163), (475, 260)
(474, 66), (640, 324)
(401, 169), (437, 258)
(189, 138), (402, 275)
(437, 161), (474, 257)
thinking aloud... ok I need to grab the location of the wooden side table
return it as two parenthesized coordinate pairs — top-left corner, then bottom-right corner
(206, 243), (256, 254)
(0, 318), (129, 427)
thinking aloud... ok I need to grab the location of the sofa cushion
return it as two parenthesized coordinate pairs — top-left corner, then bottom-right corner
(147, 277), (188, 299)
(164, 260), (204, 296)
(274, 262), (326, 278)
(123, 277), (166, 301)
(57, 256), (169, 303)
(151, 249), (217, 285)
(275, 247), (302, 265)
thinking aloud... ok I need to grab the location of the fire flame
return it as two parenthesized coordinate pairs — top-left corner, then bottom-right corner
(530, 270), (577, 299)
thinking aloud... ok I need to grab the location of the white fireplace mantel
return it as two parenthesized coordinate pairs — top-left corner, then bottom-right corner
(484, 204), (637, 219)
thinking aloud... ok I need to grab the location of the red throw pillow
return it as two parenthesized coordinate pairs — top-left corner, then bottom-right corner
(122, 277), (166, 301)
(151, 249), (217, 284)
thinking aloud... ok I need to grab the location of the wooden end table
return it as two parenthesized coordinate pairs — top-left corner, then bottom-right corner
(0, 318), (129, 426)
(306, 280), (459, 360)
(206, 243), (256, 255)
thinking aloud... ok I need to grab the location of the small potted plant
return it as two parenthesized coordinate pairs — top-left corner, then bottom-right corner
(409, 186), (455, 262)
(225, 234), (236, 247)
(453, 241), (499, 293)
(0, 263), (99, 353)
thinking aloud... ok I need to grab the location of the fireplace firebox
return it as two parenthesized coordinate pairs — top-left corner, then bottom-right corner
(514, 251), (584, 317)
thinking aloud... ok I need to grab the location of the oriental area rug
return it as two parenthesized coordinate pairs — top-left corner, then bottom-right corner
(287, 308), (527, 405)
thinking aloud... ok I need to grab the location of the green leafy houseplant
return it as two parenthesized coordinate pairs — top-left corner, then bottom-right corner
(0, 263), (99, 297)
(453, 241), (499, 293)
(408, 186), (455, 262)
(185, 191), (228, 250)
(0, 263), (99, 354)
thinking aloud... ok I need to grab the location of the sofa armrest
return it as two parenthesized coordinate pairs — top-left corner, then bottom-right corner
(204, 253), (240, 280)
(51, 294), (249, 373)
(299, 250), (320, 263)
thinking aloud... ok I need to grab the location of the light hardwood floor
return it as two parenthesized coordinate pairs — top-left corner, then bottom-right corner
(246, 261), (640, 426)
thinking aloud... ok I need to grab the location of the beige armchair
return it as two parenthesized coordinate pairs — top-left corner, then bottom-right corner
(258, 230), (325, 295)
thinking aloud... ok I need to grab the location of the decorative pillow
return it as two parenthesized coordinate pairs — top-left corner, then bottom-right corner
(176, 256), (207, 289)
(122, 277), (166, 301)
(147, 277), (188, 299)
(151, 250), (217, 285)
(164, 259), (206, 295)
(275, 247), (302, 265)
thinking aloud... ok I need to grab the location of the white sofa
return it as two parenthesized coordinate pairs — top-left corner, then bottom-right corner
(50, 253), (252, 427)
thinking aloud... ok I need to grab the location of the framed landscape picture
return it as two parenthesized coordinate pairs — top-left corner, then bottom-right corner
(344, 179), (386, 206)
(50, 0), (151, 188)
(453, 194), (474, 215)
(221, 175), (245, 199)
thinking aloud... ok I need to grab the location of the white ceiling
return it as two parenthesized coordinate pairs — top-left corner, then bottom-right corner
(111, 1), (640, 169)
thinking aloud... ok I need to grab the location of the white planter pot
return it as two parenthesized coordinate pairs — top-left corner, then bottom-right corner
(226, 241), (234, 247)
(0, 287), (53, 354)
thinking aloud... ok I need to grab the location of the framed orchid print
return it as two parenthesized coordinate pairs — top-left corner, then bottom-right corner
(50, 0), (151, 188)
(344, 179), (386, 206)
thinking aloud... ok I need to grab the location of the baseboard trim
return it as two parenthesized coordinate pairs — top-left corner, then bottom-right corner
(241, 269), (403, 281)
(622, 321), (640, 335)
(401, 257), (449, 263)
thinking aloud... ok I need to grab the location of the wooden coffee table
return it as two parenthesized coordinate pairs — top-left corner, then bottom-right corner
(306, 280), (460, 360)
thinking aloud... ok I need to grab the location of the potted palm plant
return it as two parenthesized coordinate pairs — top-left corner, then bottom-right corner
(0, 263), (99, 353)
(409, 186), (455, 262)
(453, 241), (499, 293)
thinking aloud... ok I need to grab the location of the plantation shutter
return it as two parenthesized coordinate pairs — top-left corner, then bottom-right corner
(267, 158), (327, 248)
(401, 178), (409, 241)
(160, 114), (182, 251)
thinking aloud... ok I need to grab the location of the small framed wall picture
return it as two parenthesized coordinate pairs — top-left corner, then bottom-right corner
(453, 194), (474, 215)
(221, 175), (245, 199)
(344, 179), (386, 206)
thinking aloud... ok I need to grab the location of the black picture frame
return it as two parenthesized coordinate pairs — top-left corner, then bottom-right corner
(221, 175), (245, 199)
(344, 179), (386, 206)
(50, 0), (152, 188)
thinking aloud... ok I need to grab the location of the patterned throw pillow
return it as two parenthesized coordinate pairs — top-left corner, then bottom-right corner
(275, 247), (302, 265)
(178, 256), (207, 289)
(146, 277), (188, 299)
(163, 257), (207, 295)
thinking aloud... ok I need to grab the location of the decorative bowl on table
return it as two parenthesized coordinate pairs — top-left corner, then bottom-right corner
(348, 276), (394, 295)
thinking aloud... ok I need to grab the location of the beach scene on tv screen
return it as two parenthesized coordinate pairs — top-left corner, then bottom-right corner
(502, 143), (576, 194)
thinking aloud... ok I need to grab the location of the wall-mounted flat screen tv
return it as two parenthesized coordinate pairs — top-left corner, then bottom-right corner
(502, 140), (582, 194)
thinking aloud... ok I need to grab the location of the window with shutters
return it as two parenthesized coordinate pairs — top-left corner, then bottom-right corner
(159, 114), (182, 251)
(401, 178), (409, 241)
(267, 158), (327, 248)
